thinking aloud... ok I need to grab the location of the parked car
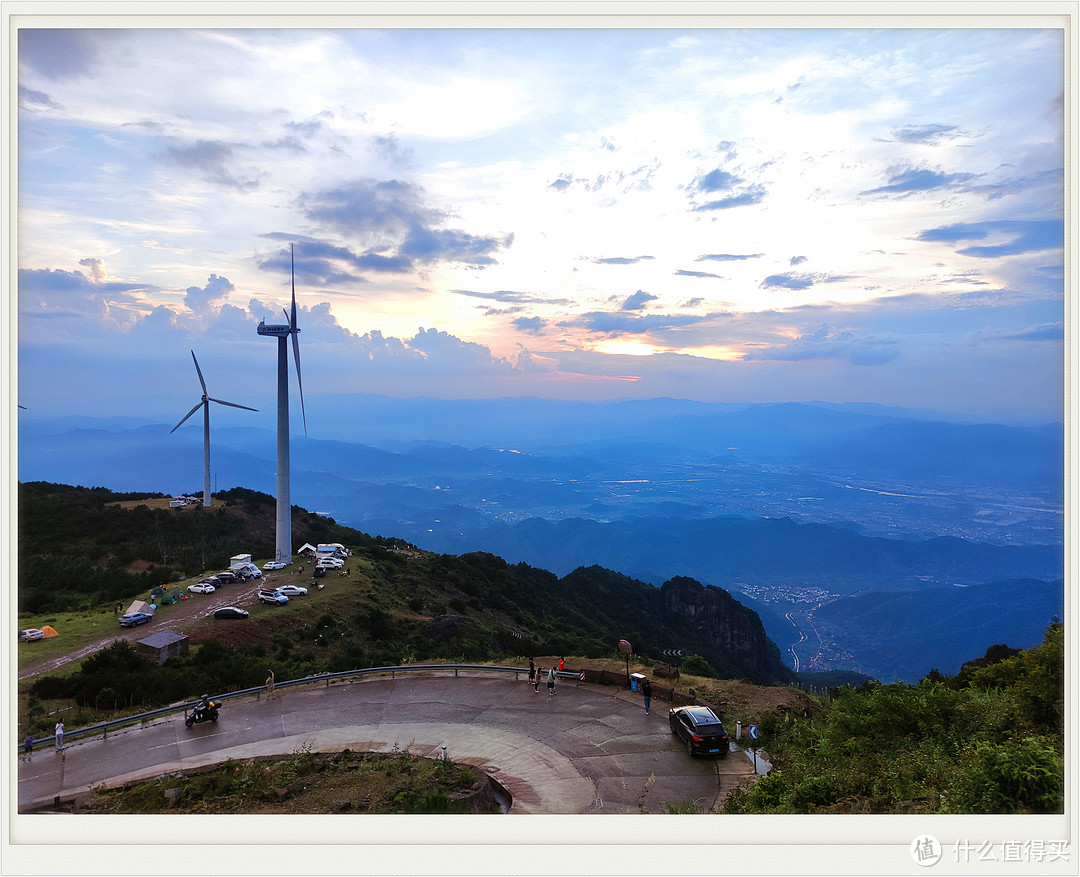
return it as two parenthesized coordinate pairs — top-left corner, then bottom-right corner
(257, 589), (289, 605)
(317, 557), (344, 569)
(213, 606), (249, 620)
(669, 705), (730, 757)
(312, 566), (326, 578)
(263, 560), (288, 570)
(215, 571), (238, 583)
(276, 585), (308, 597)
(118, 612), (153, 628)
(19, 628), (45, 642)
(197, 576), (221, 587)
(187, 582), (216, 594)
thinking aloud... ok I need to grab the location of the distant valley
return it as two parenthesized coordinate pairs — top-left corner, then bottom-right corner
(17, 397), (1065, 682)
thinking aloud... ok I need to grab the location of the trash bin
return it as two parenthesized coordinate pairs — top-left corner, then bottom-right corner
(630, 672), (646, 692)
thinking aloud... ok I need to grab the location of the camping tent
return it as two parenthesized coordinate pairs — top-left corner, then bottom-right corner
(40, 625), (58, 638)
(125, 600), (154, 617)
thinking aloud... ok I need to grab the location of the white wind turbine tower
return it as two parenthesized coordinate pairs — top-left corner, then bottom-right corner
(171, 350), (258, 507)
(257, 243), (307, 564)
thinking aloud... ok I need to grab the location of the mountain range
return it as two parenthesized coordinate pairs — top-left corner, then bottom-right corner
(16, 396), (1065, 681)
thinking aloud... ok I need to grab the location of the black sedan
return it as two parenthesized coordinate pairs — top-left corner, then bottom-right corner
(212, 606), (250, 620)
(669, 705), (730, 757)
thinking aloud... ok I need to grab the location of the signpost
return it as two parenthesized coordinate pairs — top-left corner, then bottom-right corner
(748, 724), (759, 772)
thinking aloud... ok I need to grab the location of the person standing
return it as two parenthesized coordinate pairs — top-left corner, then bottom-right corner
(528, 657), (536, 686)
(533, 666), (541, 693)
(54, 720), (64, 751)
(23, 734), (33, 762)
(641, 677), (653, 715)
(547, 665), (557, 696)
(558, 656), (566, 672)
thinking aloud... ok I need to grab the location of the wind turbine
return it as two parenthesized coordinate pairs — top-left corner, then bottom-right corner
(256, 242), (307, 564)
(171, 350), (257, 507)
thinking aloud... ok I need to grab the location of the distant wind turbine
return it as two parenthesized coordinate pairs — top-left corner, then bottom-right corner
(171, 350), (258, 507)
(256, 243), (307, 564)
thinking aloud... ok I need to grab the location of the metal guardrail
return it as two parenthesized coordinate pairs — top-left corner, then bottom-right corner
(24, 662), (545, 751)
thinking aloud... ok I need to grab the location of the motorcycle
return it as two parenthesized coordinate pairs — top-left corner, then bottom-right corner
(184, 698), (221, 727)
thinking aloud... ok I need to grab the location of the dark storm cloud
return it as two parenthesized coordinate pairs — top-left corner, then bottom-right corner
(297, 179), (511, 268)
(862, 166), (977, 196)
(916, 219), (1064, 257)
(450, 289), (574, 306)
(622, 290), (657, 310)
(594, 256), (654, 265)
(696, 253), (763, 262)
(888, 124), (965, 145)
(159, 140), (259, 191)
(19, 29), (112, 79)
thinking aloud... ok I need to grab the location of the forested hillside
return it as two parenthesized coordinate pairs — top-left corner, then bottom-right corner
(17, 481), (791, 684)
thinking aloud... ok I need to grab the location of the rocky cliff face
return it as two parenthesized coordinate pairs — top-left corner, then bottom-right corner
(661, 576), (796, 684)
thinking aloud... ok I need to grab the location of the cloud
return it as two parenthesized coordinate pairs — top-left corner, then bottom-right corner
(674, 269), (723, 279)
(158, 140), (260, 191)
(593, 256), (654, 265)
(862, 165), (978, 196)
(760, 272), (855, 291)
(78, 257), (107, 285)
(789, 256), (807, 266)
(559, 310), (718, 336)
(18, 29), (110, 79)
(512, 316), (546, 334)
(18, 84), (61, 112)
(621, 290), (657, 311)
(888, 124), (966, 145)
(696, 253), (763, 262)
(760, 273), (816, 290)
(449, 289), (574, 307)
(297, 179), (512, 269)
(984, 322), (1065, 343)
(915, 219), (1064, 257)
(184, 274), (236, 313)
(688, 165), (767, 211)
(744, 324), (901, 366)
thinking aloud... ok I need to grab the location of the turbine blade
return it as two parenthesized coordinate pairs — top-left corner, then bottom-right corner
(290, 242), (297, 330)
(292, 327), (307, 436)
(172, 400), (205, 433)
(208, 397), (258, 412)
(191, 350), (207, 394)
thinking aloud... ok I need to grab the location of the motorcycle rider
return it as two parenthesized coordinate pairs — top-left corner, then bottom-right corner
(195, 693), (211, 719)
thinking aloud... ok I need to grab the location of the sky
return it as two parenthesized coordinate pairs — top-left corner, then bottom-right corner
(12, 19), (1070, 423)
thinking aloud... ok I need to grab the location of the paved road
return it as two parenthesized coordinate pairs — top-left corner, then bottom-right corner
(18, 671), (754, 814)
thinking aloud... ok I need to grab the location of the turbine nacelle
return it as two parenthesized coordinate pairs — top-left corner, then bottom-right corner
(257, 321), (292, 337)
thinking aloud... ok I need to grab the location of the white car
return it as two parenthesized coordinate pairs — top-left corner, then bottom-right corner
(317, 557), (344, 569)
(263, 560), (288, 570)
(19, 628), (45, 642)
(276, 585), (308, 597)
(188, 582), (216, 594)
